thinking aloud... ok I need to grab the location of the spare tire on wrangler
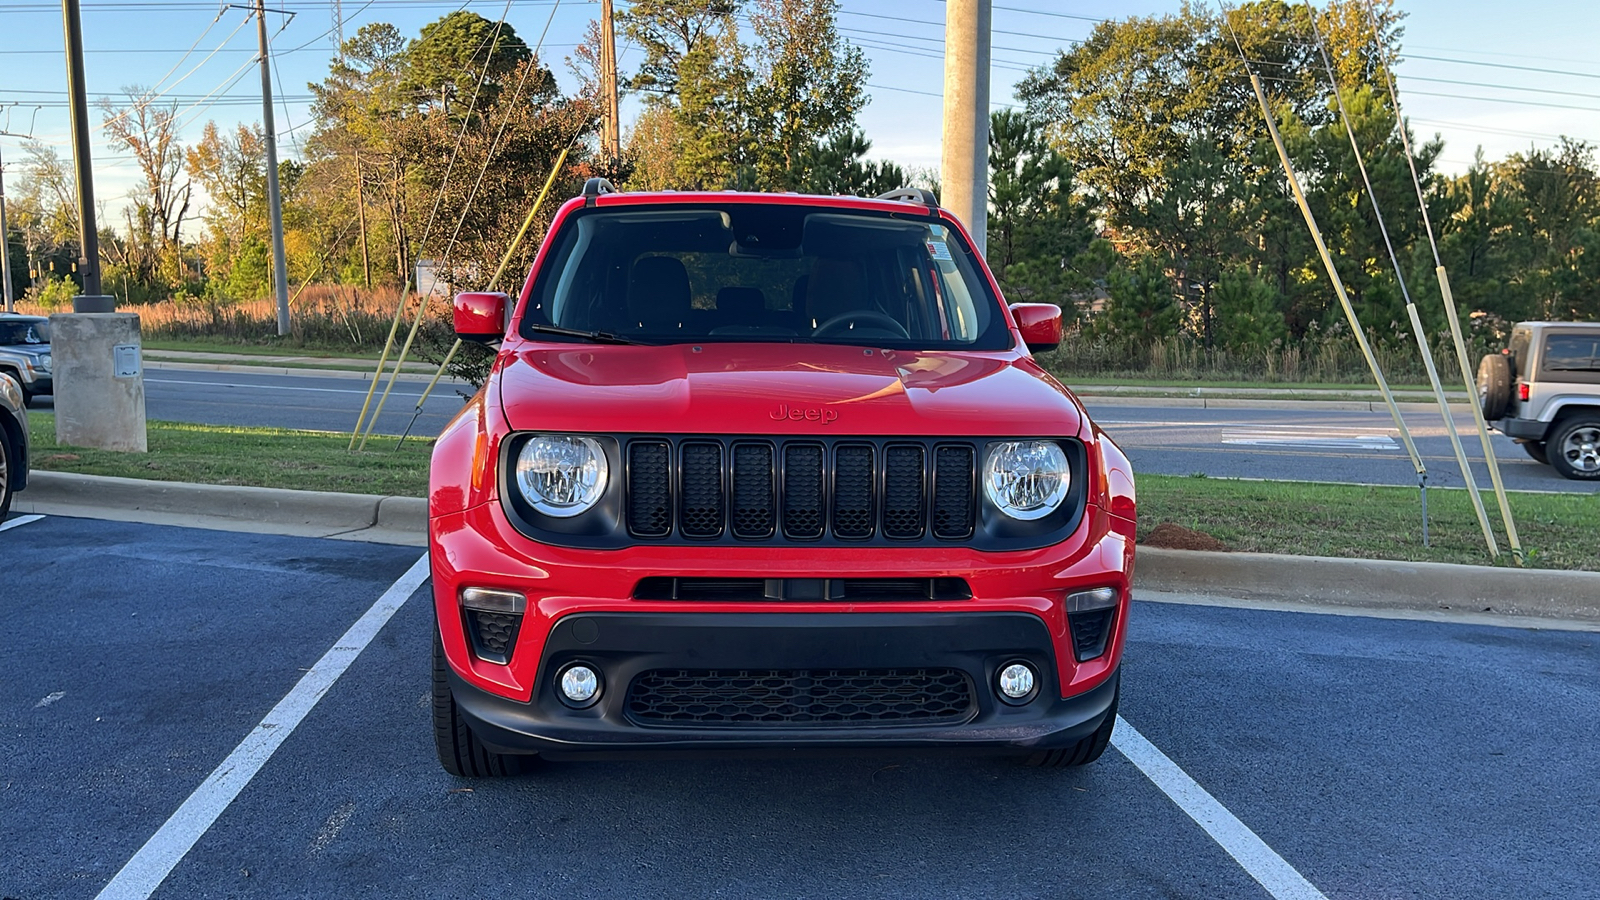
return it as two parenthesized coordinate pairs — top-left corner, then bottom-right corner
(1477, 353), (1511, 420)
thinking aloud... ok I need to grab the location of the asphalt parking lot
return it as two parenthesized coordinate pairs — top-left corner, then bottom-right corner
(4, 513), (1597, 900)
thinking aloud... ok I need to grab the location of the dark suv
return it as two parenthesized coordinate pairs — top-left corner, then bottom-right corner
(1479, 321), (1600, 480)
(427, 183), (1137, 775)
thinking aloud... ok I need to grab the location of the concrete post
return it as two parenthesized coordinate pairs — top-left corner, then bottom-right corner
(62, 0), (113, 311)
(1, 144), (14, 313)
(257, 0), (292, 336)
(941, 0), (991, 255)
(50, 313), (147, 452)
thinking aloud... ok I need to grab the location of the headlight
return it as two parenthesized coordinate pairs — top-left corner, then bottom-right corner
(514, 435), (608, 517)
(983, 440), (1070, 520)
(39, 354), (52, 372)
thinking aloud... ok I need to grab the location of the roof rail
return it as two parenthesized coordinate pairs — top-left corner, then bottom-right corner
(582, 177), (616, 206)
(875, 187), (939, 209)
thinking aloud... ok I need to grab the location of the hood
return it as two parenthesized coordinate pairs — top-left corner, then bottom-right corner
(495, 341), (1083, 437)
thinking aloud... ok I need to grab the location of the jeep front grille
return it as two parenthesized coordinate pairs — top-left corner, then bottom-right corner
(623, 437), (977, 543)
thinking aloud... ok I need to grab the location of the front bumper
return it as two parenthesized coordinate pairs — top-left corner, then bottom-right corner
(449, 611), (1121, 758)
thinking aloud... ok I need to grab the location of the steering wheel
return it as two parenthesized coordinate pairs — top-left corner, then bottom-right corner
(811, 310), (910, 339)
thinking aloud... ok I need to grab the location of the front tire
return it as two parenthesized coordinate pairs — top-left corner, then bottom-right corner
(432, 628), (531, 777)
(1549, 417), (1600, 481)
(0, 427), (15, 520)
(1023, 678), (1119, 768)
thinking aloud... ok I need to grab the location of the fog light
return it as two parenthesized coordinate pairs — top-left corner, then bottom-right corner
(997, 662), (1037, 703)
(559, 664), (601, 707)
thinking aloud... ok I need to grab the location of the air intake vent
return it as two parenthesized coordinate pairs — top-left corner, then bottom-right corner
(627, 668), (976, 727)
(832, 444), (875, 539)
(783, 443), (826, 539)
(679, 442), (724, 538)
(731, 443), (775, 538)
(932, 445), (975, 539)
(627, 441), (671, 537)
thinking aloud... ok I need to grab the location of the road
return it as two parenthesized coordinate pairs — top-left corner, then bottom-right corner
(4, 512), (1597, 899)
(143, 368), (470, 437)
(1084, 401), (1595, 493)
(25, 367), (1595, 492)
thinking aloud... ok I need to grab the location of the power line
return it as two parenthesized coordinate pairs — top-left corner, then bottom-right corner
(1403, 53), (1600, 83)
(1400, 75), (1600, 103)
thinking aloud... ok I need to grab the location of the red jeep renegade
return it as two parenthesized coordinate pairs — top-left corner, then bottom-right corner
(428, 182), (1137, 775)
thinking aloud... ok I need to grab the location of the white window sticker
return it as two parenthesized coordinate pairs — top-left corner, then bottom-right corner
(926, 240), (953, 261)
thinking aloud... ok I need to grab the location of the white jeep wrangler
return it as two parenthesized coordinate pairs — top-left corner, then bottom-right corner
(1478, 321), (1600, 481)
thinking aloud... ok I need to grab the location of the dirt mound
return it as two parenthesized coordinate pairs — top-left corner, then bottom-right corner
(1140, 522), (1229, 552)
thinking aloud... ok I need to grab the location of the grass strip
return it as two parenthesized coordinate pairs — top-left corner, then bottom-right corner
(1139, 474), (1598, 571)
(22, 415), (1594, 571)
(27, 413), (431, 497)
(140, 338), (391, 360)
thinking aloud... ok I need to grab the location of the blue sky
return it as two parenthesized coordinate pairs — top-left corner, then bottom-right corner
(2, 0), (1598, 228)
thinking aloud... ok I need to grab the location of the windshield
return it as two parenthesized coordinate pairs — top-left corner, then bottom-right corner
(0, 320), (49, 345)
(518, 203), (1011, 350)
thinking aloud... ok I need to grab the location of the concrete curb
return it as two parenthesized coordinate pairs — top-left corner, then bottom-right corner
(14, 471), (425, 547)
(14, 473), (1598, 622)
(1135, 547), (1600, 622)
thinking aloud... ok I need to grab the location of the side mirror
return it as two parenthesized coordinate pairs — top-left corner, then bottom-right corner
(454, 291), (509, 343)
(1010, 303), (1062, 354)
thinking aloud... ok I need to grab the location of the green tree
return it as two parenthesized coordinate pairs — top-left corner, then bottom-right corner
(745, 0), (868, 189)
(185, 122), (267, 294)
(621, 0), (741, 97)
(797, 130), (904, 197)
(403, 11), (532, 113)
(1097, 255), (1180, 345)
(1213, 265), (1287, 351)
(986, 109), (1096, 312)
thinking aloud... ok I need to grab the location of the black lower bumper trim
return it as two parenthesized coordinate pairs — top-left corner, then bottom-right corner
(446, 612), (1118, 759)
(1496, 417), (1550, 441)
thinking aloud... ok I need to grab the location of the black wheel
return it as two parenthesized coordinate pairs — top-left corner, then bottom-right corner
(1548, 417), (1600, 481)
(1522, 441), (1549, 465)
(432, 628), (531, 777)
(0, 428), (15, 521)
(1024, 677), (1119, 768)
(1477, 354), (1511, 421)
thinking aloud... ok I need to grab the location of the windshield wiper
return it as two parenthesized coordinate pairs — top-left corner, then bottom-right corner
(524, 324), (643, 345)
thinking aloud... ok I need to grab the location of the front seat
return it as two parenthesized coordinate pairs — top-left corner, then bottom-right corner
(804, 257), (870, 329)
(627, 256), (693, 333)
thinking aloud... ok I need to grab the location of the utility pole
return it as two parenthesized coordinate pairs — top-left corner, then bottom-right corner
(255, 0), (292, 335)
(599, 0), (621, 159)
(62, 0), (111, 310)
(354, 148), (371, 288)
(940, 0), (991, 255)
(0, 143), (14, 312)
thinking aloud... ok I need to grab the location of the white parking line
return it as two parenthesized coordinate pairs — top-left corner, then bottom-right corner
(94, 553), (430, 900)
(1113, 717), (1329, 900)
(0, 513), (46, 532)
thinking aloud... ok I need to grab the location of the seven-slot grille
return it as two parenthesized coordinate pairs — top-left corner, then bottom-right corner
(625, 438), (976, 542)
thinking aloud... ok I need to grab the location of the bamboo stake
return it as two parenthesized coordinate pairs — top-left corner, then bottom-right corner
(1361, 1), (1524, 563)
(1306, 9), (1498, 558)
(349, 279), (414, 451)
(1242, 68), (1432, 540)
(393, 146), (572, 449)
